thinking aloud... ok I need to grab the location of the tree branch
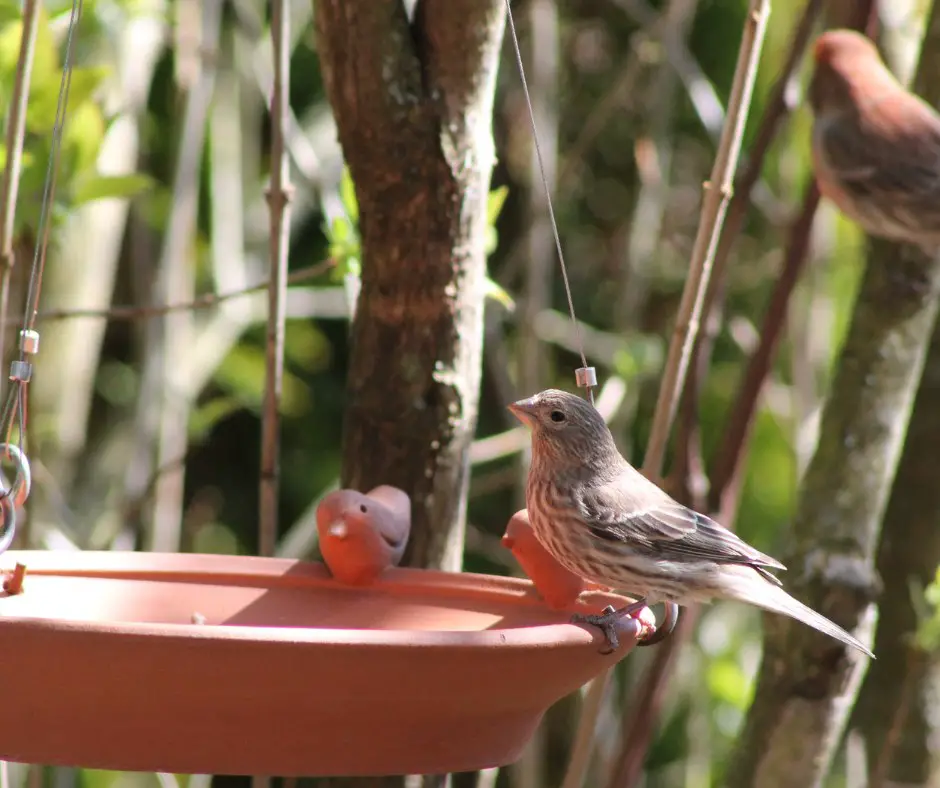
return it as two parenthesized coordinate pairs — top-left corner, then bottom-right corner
(314, 2), (506, 784)
(641, 0), (771, 474)
(852, 274), (940, 785)
(562, 3), (771, 787)
(708, 181), (820, 522)
(728, 9), (940, 781)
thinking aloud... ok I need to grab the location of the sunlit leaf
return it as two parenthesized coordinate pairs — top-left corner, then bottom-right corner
(486, 184), (509, 224)
(485, 276), (515, 311)
(71, 172), (155, 205)
(0, 144), (34, 172)
(189, 396), (244, 442)
(27, 66), (110, 134)
(283, 321), (331, 372)
(61, 94), (107, 173)
(214, 344), (311, 418)
(707, 657), (753, 710)
(339, 165), (358, 223)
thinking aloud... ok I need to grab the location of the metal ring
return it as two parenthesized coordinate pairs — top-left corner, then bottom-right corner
(0, 443), (31, 509)
(0, 490), (17, 555)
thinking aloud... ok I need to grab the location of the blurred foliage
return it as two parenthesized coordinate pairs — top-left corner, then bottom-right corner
(0, 0), (929, 786)
(912, 566), (940, 653)
(0, 3), (153, 235)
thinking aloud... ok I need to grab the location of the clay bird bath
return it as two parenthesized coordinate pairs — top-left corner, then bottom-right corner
(0, 488), (649, 777)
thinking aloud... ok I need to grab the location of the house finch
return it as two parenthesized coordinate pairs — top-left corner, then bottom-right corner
(317, 485), (411, 585)
(809, 29), (940, 248)
(508, 389), (873, 657)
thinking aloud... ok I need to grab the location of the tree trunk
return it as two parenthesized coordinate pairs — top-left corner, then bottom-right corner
(725, 242), (940, 787)
(850, 307), (940, 784)
(313, 1), (506, 785)
(726, 7), (940, 787)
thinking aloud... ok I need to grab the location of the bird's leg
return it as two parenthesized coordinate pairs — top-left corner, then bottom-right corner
(637, 601), (680, 647)
(571, 599), (649, 655)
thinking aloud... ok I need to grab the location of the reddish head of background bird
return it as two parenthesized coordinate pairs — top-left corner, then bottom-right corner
(808, 28), (940, 247)
(809, 30), (889, 114)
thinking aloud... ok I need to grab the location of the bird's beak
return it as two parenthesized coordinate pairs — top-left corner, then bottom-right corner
(508, 396), (538, 426)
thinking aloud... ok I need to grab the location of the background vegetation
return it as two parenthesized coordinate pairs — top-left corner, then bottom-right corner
(3, 0), (940, 786)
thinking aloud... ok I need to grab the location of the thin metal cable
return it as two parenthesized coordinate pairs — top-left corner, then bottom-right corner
(20, 0), (84, 338)
(503, 0), (595, 401)
(0, 0), (84, 537)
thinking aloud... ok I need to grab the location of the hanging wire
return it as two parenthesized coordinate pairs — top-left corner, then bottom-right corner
(0, 0), (85, 553)
(20, 0), (84, 337)
(502, 0), (597, 403)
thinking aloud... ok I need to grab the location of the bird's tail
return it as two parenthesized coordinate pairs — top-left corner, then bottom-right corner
(719, 569), (874, 658)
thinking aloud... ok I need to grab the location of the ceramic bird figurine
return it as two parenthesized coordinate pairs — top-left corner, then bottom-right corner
(503, 509), (610, 609)
(317, 485), (411, 585)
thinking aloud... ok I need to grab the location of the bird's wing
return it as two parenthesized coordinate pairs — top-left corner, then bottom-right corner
(576, 473), (786, 576)
(817, 99), (940, 237)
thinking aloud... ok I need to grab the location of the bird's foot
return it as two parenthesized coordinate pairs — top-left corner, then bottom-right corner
(572, 599), (649, 656)
(637, 601), (680, 648)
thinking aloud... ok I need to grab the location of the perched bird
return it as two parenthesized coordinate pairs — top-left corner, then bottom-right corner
(508, 389), (873, 657)
(809, 29), (940, 249)
(317, 485), (411, 585)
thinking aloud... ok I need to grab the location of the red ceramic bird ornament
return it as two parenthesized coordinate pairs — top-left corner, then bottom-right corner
(316, 485), (411, 586)
(502, 509), (611, 609)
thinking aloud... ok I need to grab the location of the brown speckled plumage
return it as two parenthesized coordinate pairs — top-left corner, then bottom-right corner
(509, 389), (873, 657)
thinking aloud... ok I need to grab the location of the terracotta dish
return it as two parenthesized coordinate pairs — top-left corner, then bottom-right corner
(0, 550), (641, 776)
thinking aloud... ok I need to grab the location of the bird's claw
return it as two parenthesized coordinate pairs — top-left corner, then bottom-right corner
(572, 600), (651, 655)
(637, 601), (680, 648)
(572, 605), (622, 655)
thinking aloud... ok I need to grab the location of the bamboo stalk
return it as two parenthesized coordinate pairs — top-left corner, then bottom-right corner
(560, 3), (772, 787)
(259, 0), (294, 584)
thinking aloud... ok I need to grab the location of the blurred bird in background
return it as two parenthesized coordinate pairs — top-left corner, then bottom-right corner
(809, 28), (940, 250)
(509, 388), (873, 657)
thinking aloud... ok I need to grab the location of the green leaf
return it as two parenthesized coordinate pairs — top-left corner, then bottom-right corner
(327, 215), (361, 281)
(0, 144), (34, 172)
(484, 225), (498, 256)
(485, 276), (515, 311)
(912, 568), (940, 653)
(283, 321), (331, 372)
(327, 215), (350, 244)
(707, 657), (753, 710)
(485, 186), (510, 257)
(27, 65), (110, 135)
(487, 185), (509, 225)
(189, 396), (244, 442)
(214, 344), (312, 418)
(71, 172), (155, 205)
(339, 165), (359, 223)
(78, 769), (123, 788)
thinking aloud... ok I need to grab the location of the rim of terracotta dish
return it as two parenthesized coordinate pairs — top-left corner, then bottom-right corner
(0, 550), (634, 652)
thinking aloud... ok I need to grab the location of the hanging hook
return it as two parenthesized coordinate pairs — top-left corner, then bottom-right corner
(0, 442), (31, 510)
(0, 484), (17, 556)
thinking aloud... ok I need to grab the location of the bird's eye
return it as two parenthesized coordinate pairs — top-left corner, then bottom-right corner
(359, 504), (368, 514)
(550, 410), (566, 423)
